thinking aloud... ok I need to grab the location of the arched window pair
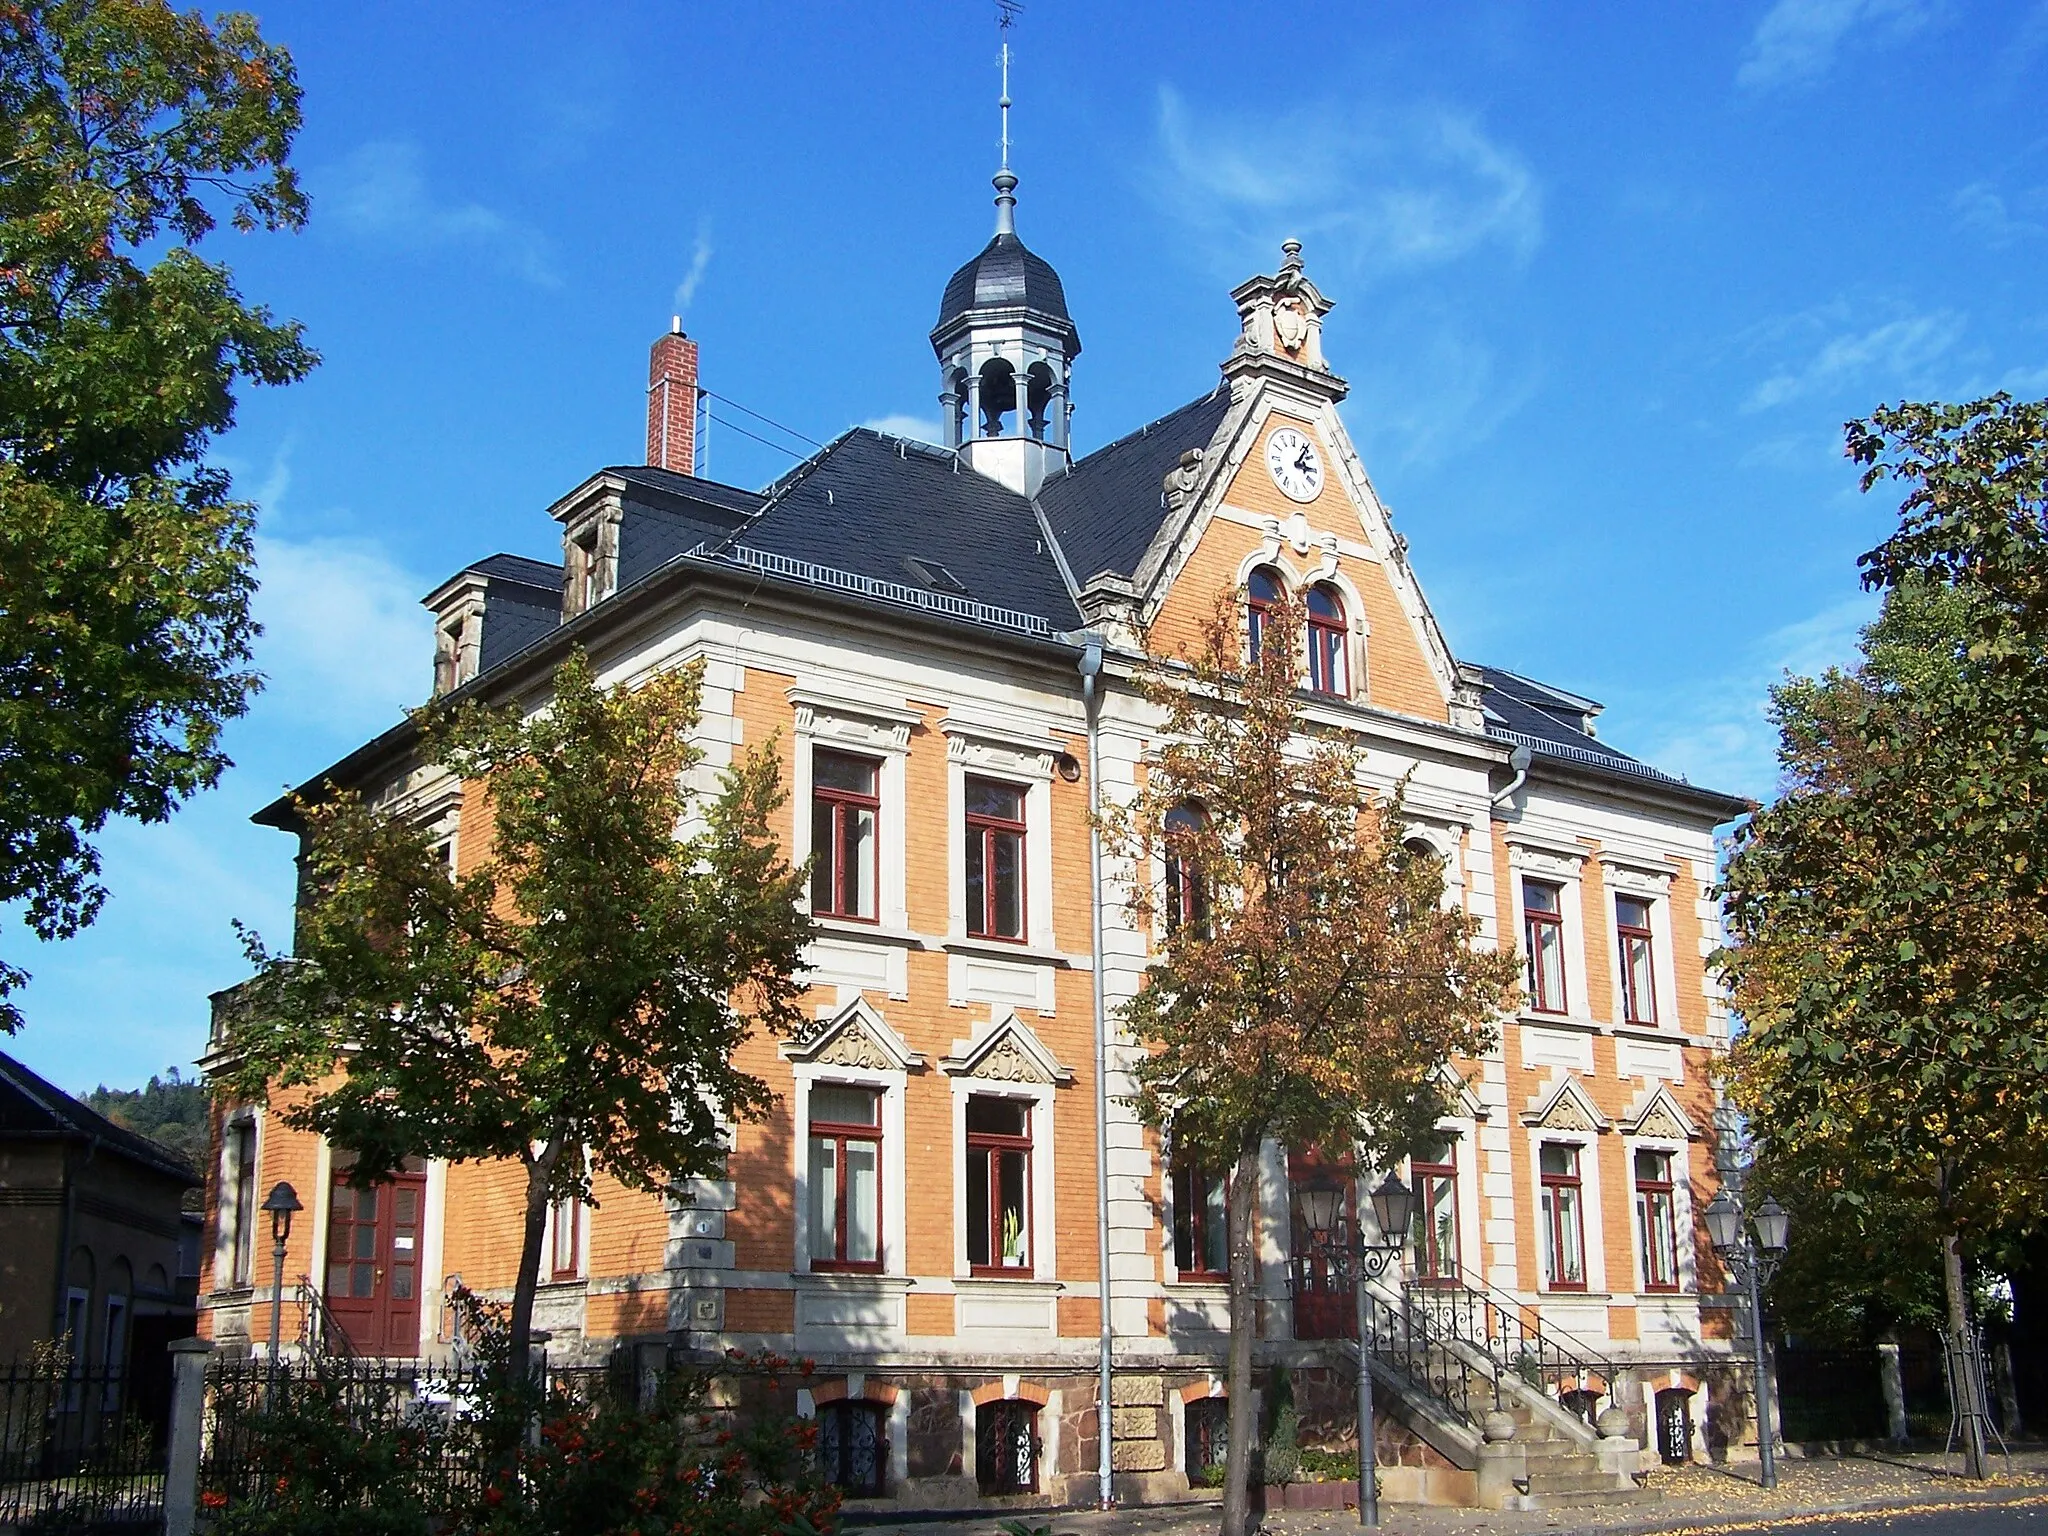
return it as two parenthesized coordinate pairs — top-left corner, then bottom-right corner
(1245, 566), (1351, 698)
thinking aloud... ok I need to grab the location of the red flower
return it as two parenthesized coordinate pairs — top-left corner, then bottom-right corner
(199, 1491), (228, 1511)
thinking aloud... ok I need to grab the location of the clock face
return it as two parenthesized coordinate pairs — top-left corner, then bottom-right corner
(1265, 426), (1324, 503)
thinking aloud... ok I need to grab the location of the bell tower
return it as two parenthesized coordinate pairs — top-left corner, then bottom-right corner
(929, 22), (1079, 498)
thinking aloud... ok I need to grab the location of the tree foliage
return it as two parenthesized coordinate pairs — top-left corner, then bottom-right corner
(0, 0), (314, 1029)
(1103, 590), (1519, 1536)
(1722, 395), (2048, 1239)
(81, 1064), (207, 1169)
(216, 650), (812, 1362)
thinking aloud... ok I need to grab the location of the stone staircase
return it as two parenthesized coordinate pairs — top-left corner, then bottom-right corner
(1352, 1274), (1660, 1513)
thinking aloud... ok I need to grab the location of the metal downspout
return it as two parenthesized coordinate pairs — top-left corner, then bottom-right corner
(1080, 640), (1114, 1509)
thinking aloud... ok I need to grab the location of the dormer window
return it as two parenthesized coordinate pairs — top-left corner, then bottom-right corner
(1306, 583), (1348, 697)
(562, 507), (620, 617)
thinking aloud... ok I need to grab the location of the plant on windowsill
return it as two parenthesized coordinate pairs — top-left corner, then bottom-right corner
(1000, 1208), (1026, 1267)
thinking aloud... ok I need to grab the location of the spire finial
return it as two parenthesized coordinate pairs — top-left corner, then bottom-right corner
(994, 1), (1023, 236)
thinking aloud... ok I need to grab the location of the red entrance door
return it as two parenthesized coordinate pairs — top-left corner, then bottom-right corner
(1288, 1148), (1357, 1341)
(325, 1158), (426, 1356)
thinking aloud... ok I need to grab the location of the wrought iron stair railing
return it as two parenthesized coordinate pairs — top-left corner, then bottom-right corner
(1406, 1265), (1617, 1410)
(1357, 1282), (1502, 1430)
(297, 1278), (358, 1359)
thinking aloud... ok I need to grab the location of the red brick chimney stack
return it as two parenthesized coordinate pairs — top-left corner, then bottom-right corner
(647, 319), (698, 476)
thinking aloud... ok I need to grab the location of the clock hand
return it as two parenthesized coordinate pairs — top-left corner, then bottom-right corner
(1295, 446), (1314, 475)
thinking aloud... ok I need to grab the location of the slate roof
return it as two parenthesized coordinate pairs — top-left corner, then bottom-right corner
(467, 553), (562, 588)
(609, 465), (765, 517)
(1473, 664), (1691, 787)
(0, 1050), (199, 1185)
(1036, 387), (1231, 586)
(935, 234), (1079, 347)
(701, 428), (1080, 630)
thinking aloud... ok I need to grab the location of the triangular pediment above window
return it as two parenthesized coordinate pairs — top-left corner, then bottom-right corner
(1624, 1085), (1699, 1142)
(939, 1010), (1074, 1086)
(781, 998), (924, 1072)
(1521, 1074), (1608, 1133)
(1438, 1063), (1489, 1122)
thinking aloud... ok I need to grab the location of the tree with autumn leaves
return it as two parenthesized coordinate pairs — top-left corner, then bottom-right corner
(1721, 394), (2048, 1477)
(1104, 590), (1520, 1536)
(218, 651), (812, 1367)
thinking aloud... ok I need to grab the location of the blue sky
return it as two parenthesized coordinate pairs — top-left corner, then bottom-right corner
(10, 0), (2048, 1092)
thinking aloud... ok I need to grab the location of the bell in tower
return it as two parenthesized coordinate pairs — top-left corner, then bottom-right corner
(930, 31), (1079, 497)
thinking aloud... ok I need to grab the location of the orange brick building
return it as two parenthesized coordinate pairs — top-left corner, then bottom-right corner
(198, 175), (1751, 1510)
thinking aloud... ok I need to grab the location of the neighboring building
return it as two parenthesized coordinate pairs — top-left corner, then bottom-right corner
(0, 1051), (200, 1368)
(198, 161), (1752, 1508)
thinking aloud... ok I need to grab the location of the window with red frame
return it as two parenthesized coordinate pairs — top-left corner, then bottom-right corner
(965, 1096), (1031, 1272)
(1306, 583), (1349, 696)
(811, 750), (879, 921)
(228, 1120), (257, 1287)
(1523, 880), (1567, 1013)
(1616, 895), (1657, 1025)
(1540, 1142), (1587, 1290)
(1246, 566), (1284, 663)
(965, 778), (1026, 941)
(808, 1085), (882, 1270)
(1412, 1137), (1459, 1284)
(1162, 804), (1210, 938)
(1172, 1154), (1228, 1278)
(1635, 1148), (1680, 1292)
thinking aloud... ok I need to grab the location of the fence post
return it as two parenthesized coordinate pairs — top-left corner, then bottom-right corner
(164, 1338), (213, 1536)
(1878, 1336), (1909, 1445)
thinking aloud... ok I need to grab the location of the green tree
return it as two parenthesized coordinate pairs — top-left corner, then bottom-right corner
(216, 650), (813, 1363)
(1721, 394), (2048, 1477)
(0, 0), (314, 1030)
(1102, 590), (1520, 1536)
(82, 1065), (208, 1169)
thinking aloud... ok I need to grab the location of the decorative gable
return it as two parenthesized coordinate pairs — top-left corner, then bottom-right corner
(782, 998), (924, 1073)
(1522, 1074), (1609, 1133)
(939, 1010), (1074, 1086)
(1625, 1085), (1699, 1142)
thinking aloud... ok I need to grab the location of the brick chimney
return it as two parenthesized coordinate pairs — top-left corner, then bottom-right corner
(647, 319), (698, 475)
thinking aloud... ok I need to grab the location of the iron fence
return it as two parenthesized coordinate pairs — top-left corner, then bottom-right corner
(199, 1355), (493, 1518)
(0, 1356), (168, 1533)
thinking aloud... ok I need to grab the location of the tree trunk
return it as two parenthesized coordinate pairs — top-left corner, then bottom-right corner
(1219, 1135), (1266, 1536)
(1942, 1228), (1988, 1479)
(507, 1141), (558, 1375)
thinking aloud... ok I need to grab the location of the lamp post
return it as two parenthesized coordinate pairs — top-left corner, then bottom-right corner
(1705, 1189), (1789, 1489)
(261, 1181), (301, 1406)
(1298, 1170), (1415, 1528)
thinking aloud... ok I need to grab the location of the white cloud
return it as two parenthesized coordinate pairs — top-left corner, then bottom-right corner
(1149, 87), (1540, 283)
(1630, 593), (1879, 801)
(250, 534), (432, 735)
(1737, 0), (1933, 90)
(1954, 180), (2047, 246)
(325, 140), (556, 286)
(860, 414), (945, 445)
(673, 222), (713, 317)
(1743, 309), (1965, 412)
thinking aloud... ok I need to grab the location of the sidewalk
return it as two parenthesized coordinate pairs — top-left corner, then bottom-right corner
(852, 1449), (2048, 1536)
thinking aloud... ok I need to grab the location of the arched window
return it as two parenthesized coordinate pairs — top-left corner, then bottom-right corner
(1245, 567), (1284, 662)
(976, 1399), (1040, 1494)
(977, 358), (1017, 438)
(1306, 583), (1348, 696)
(1162, 804), (1209, 938)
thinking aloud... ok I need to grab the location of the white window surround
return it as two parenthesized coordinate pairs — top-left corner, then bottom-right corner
(1398, 1115), (1480, 1286)
(790, 690), (918, 930)
(1506, 837), (1592, 1025)
(1521, 1076), (1612, 1296)
(1598, 853), (1681, 1031)
(214, 1108), (260, 1292)
(942, 719), (1058, 954)
(1526, 1123), (1608, 1296)
(941, 1013), (1070, 1282)
(1625, 1133), (1697, 1297)
(783, 1001), (922, 1279)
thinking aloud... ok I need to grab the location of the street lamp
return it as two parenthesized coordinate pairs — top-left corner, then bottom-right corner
(1705, 1189), (1790, 1489)
(1297, 1169), (1413, 1528)
(261, 1181), (302, 1383)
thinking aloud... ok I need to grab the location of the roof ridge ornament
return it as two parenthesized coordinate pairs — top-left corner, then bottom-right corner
(1223, 239), (1343, 397)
